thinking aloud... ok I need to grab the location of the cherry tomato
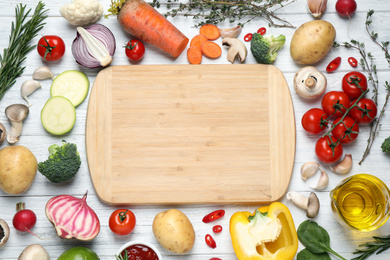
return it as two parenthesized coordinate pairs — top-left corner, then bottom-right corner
(37, 35), (65, 61)
(212, 225), (223, 233)
(257, 27), (266, 35)
(331, 116), (359, 144)
(244, 33), (253, 42)
(202, 209), (225, 223)
(205, 234), (217, 248)
(321, 91), (351, 117)
(326, 57), (341, 72)
(350, 98), (378, 124)
(109, 209), (136, 236)
(125, 39), (145, 61)
(301, 108), (329, 134)
(342, 71), (368, 99)
(348, 57), (358, 67)
(315, 136), (343, 164)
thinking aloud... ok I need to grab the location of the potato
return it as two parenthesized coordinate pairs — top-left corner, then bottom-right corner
(0, 145), (37, 194)
(152, 209), (195, 253)
(290, 20), (336, 64)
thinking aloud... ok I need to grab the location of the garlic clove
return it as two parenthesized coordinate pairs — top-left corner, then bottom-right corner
(33, 66), (54, 80)
(308, 0), (328, 18)
(330, 154), (352, 174)
(301, 161), (320, 180)
(218, 25), (242, 38)
(20, 80), (41, 107)
(310, 168), (329, 190)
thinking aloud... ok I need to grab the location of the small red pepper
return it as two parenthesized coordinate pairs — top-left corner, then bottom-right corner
(202, 209), (225, 223)
(257, 27), (266, 35)
(326, 57), (341, 72)
(244, 33), (253, 42)
(205, 234), (217, 248)
(209, 258), (222, 260)
(348, 57), (358, 67)
(213, 225), (223, 233)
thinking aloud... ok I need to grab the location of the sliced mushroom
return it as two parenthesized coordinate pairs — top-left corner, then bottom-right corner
(294, 66), (327, 99)
(222, 37), (247, 63)
(287, 191), (320, 218)
(0, 219), (10, 248)
(5, 104), (29, 144)
(0, 122), (6, 145)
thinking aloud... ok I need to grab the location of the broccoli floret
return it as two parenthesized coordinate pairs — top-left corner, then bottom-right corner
(250, 33), (286, 64)
(381, 137), (390, 153)
(38, 140), (81, 183)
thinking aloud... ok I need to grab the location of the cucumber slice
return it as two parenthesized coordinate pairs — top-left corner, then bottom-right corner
(41, 96), (76, 135)
(51, 70), (90, 107)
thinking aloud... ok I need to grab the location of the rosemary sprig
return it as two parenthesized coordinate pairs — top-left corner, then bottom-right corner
(352, 235), (390, 260)
(0, 2), (48, 101)
(148, 0), (296, 27)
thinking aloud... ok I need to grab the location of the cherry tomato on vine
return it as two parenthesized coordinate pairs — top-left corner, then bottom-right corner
(125, 39), (145, 61)
(202, 209), (225, 223)
(326, 57), (341, 72)
(321, 91), (351, 117)
(212, 225), (223, 233)
(244, 33), (253, 42)
(301, 108), (329, 134)
(342, 71), (368, 99)
(205, 234), (217, 248)
(109, 209), (136, 236)
(350, 98), (378, 124)
(257, 27), (266, 35)
(331, 116), (359, 144)
(348, 57), (358, 67)
(315, 136), (343, 164)
(37, 35), (65, 61)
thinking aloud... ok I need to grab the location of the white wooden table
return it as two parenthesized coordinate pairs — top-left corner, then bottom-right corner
(1, 0), (390, 259)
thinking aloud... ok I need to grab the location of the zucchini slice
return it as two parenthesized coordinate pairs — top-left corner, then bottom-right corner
(41, 96), (76, 135)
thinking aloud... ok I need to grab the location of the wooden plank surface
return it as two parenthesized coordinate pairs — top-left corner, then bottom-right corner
(86, 64), (295, 204)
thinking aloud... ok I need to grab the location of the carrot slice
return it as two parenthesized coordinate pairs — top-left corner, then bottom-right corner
(190, 34), (208, 48)
(187, 46), (202, 64)
(201, 41), (222, 59)
(199, 24), (220, 40)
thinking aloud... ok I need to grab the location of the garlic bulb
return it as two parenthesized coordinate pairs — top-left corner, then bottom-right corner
(308, 0), (328, 18)
(20, 80), (41, 107)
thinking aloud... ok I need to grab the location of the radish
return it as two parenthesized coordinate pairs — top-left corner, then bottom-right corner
(335, 0), (357, 18)
(12, 202), (37, 236)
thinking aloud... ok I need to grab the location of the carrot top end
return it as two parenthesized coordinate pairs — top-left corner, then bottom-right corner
(105, 0), (127, 18)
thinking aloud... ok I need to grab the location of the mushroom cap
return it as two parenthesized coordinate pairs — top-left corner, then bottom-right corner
(294, 66), (327, 99)
(0, 122), (5, 145)
(222, 37), (248, 63)
(306, 192), (320, 218)
(5, 104), (29, 122)
(0, 219), (10, 248)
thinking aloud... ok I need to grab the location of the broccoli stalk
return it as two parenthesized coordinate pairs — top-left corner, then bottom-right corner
(250, 33), (286, 64)
(381, 137), (390, 154)
(38, 140), (81, 183)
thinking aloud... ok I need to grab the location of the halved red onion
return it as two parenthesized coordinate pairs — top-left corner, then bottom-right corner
(72, 23), (116, 69)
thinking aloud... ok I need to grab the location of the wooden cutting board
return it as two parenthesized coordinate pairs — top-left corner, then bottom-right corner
(86, 64), (295, 205)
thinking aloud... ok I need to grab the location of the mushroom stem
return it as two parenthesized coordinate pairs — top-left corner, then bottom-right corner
(305, 77), (316, 88)
(287, 191), (320, 218)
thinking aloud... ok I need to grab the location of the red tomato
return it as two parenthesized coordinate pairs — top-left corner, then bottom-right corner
(109, 209), (136, 236)
(342, 71), (368, 99)
(350, 98), (378, 124)
(321, 91), (351, 117)
(301, 108), (329, 134)
(331, 116), (359, 143)
(315, 136), (343, 164)
(125, 39), (145, 61)
(37, 35), (65, 61)
(257, 27), (266, 35)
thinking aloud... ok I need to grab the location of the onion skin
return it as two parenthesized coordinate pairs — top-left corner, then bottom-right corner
(45, 192), (100, 241)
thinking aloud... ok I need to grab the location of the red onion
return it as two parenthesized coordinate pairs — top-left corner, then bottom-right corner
(45, 191), (100, 241)
(72, 23), (116, 69)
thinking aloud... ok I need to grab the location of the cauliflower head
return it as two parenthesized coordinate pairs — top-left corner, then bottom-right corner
(60, 0), (103, 26)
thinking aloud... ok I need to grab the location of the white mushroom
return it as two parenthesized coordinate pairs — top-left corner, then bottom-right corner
(0, 219), (10, 248)
(294, 66), (327, 99)
(0, 122), (6, 145)
(18, 244), (50, 260)
(287, 191), (320, 218)
(218, 25), (242, 38)
(330, 154), (352, 174)
(5, 104), (29, 144)
(20, 80), (41, 107)
(222, 37), (247, 63)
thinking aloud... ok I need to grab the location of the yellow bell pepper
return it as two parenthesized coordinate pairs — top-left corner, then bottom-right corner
(229, 202), (298, 260)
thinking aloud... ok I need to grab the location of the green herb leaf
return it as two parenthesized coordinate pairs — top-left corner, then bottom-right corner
(297, 249), (331, 260)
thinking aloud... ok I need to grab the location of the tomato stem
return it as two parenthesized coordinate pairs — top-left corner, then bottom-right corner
(119, 210), (128, 222)
(38, 36), (56, 60)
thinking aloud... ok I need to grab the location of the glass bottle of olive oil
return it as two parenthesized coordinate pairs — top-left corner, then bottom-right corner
(330, 174), (390, 232)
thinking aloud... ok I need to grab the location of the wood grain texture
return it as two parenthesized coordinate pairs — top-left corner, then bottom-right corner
(86, 64), (295, 204)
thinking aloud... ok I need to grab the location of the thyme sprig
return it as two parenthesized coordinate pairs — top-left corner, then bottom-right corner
(148, 0), (296, 27)
(0, 2), (48, 101)
(352, 235), (390, 260)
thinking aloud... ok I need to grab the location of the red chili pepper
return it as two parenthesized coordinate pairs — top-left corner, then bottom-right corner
(326, 57), (342, 72)
(348, 57), (358, 67)
(205, 234), (217, 248)
(202, 209), (225, 223)
(244, 33), (253, 42)
(257, 27), (266, 35)
(209, 258), (222, 260)
(212, 225), (223, 233)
